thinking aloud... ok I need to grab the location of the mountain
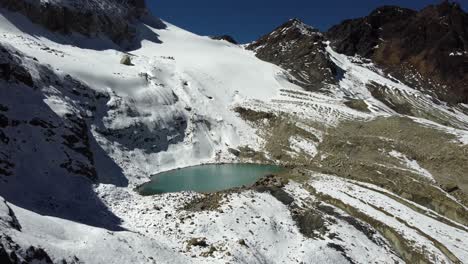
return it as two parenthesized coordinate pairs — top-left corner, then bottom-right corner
(0, 0), (150, 47)
(247, 19), (337, 92)
(327, 1), (468, 104)
(1, 1), (468, 264)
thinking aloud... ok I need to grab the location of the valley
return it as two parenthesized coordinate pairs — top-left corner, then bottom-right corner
(0, 1), (467, 263)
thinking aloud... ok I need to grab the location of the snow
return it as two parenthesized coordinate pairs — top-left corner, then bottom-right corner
(0, 7), (362, 264)
(146, 23), (285, 101)
(4, 200), (191, 264)
(449, 51), (467, 56)
(326, 45), (414, 114)
(2, 180), (406, 264)
(0, 198), (15, 229)
(411, 116), (468, 145)
(93, 182), (404, 264)
(0, 8), (302, 179)
(326, 45), (468, 131)
(1, 5), (468, 264)
(43, 94), (76, 117)
(241, 87), (373, 129)
(388, 150), (434, 181)
(289, 136), (318, 157)
(311, 175), (468, 263)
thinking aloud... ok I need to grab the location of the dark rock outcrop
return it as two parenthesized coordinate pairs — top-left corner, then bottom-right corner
(252, 174), (294, 205)
(0, 234), (81, 264)
(0, 43), (124, 230)
(0, 0), (148, 45)
(0, 46), (34, 87)
(293, 209), (327, 238)
(327, 6), (416, 57)
(327, 1), (468, 104)
(120, 54), (133, 66)
(0, 235), (82, 264)
(211, 35), (238, 44)
(0, 198), (21, 231)
(1, 43), (98, 181)
(247, 19), (338, 92)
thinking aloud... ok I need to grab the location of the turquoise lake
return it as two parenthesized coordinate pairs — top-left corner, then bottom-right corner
(137, 164), (283, 195)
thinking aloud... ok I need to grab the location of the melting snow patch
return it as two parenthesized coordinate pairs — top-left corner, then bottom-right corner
(411, 117), (468, 145)
(388, 150), (434, 181)
(311, 175), (468, 262)
(449, 51), (467, 56)
(289, 136), (317, 157)
(43, 95), (76, 117)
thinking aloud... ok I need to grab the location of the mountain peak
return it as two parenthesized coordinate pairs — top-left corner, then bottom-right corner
(280, 18), (319, 36)
(369, 5), (416, 18)
(288, 18), (304, 24)
(246, 16), (335, 92)
(436, 0), (463, 11)
(421, 0), (465, 17)
(327, 1), (468, 104)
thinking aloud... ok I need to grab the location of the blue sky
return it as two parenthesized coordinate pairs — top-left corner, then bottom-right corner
(149, 1), (467, 43)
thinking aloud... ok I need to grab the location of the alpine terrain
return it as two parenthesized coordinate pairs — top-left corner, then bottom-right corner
(0, 0), (467, 263)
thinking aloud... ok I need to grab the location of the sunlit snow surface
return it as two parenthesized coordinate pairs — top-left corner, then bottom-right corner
(311, 175), (468, 262)
(0, 9), (297, 178)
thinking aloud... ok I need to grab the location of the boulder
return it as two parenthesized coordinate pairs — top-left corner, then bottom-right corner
(120, 55), (133, 66)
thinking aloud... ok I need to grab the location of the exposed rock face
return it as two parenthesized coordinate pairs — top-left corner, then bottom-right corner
(0, 43), (124, 229)
(252, 174), (294, 205)
(0, 198), (21, 231)
(0, 0), (148, 45)
(0, 44), (98, 181)
(211, 35), (238, 44)
(0, 46), (34, 87)
(0, 45), (32, 178)
(0, 200), (58, 264)
(0, 234), (80, 264)
(326, 6), (416, 57)
(247, 19), (338, 92)
(327, 1), (468, 104)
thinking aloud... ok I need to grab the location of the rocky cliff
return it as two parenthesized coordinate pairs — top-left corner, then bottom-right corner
(0, 0), (148, 45)
(327, 1), (468, 104)
(247, 19), (337, 92)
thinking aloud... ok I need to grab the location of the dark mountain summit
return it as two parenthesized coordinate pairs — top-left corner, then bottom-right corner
(248, 1), (467, 104)
(327, 1), (468, 104)
(326, 6), (416, 57)
(247, 19), (337, 92)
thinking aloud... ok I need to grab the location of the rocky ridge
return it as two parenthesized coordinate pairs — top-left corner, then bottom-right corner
(0, 0), (149, 46)
(327, 1), (468, 104)
(247, 19), (338, 92)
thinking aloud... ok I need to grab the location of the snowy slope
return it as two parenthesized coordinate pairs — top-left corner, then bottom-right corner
(2, 200), (191, 264)
(311, 174), (468, 263)
(0, 7), (336, 264)
(0, 8), (297, 181)
(326, 46), (468, 130)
